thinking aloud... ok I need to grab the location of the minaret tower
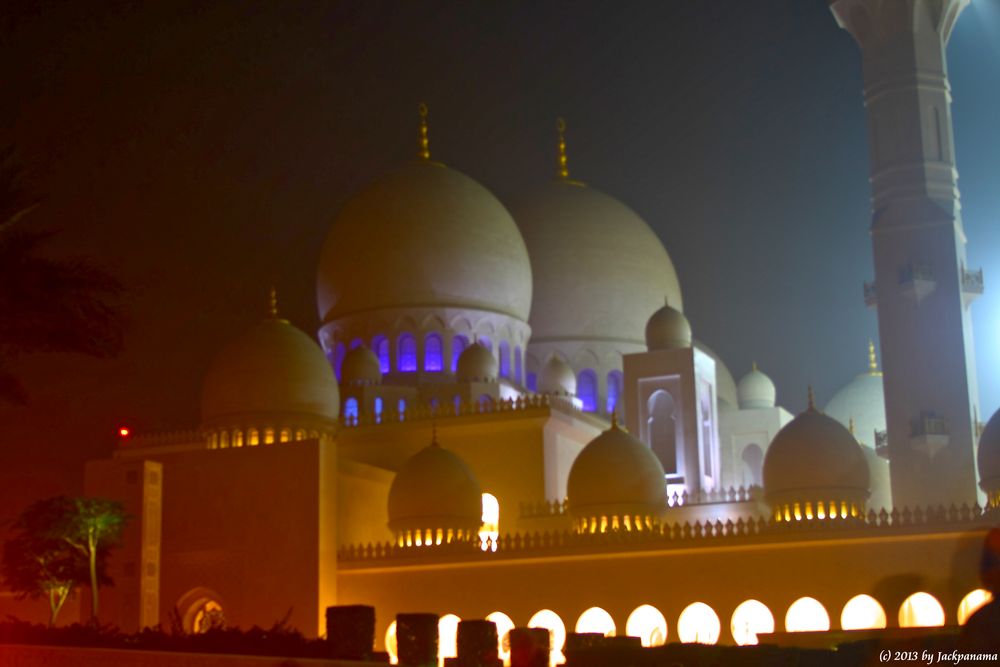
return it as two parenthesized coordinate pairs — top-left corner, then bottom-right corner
(830, 0), (982, 507)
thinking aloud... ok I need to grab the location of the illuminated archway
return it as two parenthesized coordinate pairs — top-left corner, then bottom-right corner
(176, 587), (226, 635)
(486, 611), (514, 664)
(575, 606), (615, 636)
(625, 604), (667, 647)
(480, 493), (499, 551)
(730, 599), (774, 645)
(385, 621), (398, 665)
(438, 614), (461, 666)
(957, 589), (993, 625)
(677, 602), (720, 644)
(898, 592), (945, 628)
(840, 594), (886, 630)
(785, 597), (830, 632)
(527, 609), (566, 667)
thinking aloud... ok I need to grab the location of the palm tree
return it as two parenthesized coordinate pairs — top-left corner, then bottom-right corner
(0, 147), (124, 403)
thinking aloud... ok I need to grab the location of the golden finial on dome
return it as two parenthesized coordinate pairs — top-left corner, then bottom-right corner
(418, 103), (430, 161)
(752, 361), (758, 372)
(610, 410), (619, 430)
(849, 417), (856, 435)
(556, 117), (569, 180)
(868, 339), (882, 376)
(267, 286), (278, 318)
(807, 385), (816, 412)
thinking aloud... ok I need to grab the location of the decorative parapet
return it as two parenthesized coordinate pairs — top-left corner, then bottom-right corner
(338, 503), (992, 566)
(962, 268), (984, 294)
(863, 281), (877, 308)
(341, 394), (566, 428)
(125, 429), (205, 448)
(518, 487), (761, 519)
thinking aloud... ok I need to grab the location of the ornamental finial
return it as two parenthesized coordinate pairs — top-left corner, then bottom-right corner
(418, 103), (430, 161)
(556, 117), (569, 180)
(268, 286), (278, 318)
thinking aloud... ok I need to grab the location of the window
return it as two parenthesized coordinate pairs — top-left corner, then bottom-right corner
(438, 614), (461, 664)
(498, 341), (511, 378)
(527, 372), (537, 392)
(424, 333), (443, 372)
(480, 493), (499, 551)
(606, 370), (622, 414)
(677, 602), (720, 644)
(345, 397), (359, 420)
(349, 337), (364, 349)
(453, 395), (462, 415)
(373, 336), (390, 373)
(333, 342), (346, 382)
(451, 335), (468, 372)
(648, 390), (679, 476)
(279, 428), (291, 443)
(248, 428), (259, 446)
(575, 607), (615, 636)
(527, 609), (566, 667)
(730, 600), (774, 645)
(264, 428), (275, 444)
(577, 369), (598, 412)
(220, 431), (229, 448)
(232, 430), (243, 447)
(785, 597), (830, 632)
(626, 604), (667, 647)
(840, 594), (886, 631)
(514, 347), (523, 384)
(398, 334), (416, 372)
(397, 398), (407, 418)
(374, 397), (383, 422)
(485, 612), (514, 663)
(898, 592), (945, 628)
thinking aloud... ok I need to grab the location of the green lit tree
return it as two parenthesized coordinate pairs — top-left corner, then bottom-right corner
(55, 497), (128, 623)
(0, 147), (124, 404)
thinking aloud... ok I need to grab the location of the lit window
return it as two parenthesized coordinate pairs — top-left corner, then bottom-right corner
(279, 428), (291, 443)
(575, 606), (615, 636)
(295, 429), (305, 441)
(480, 493), (499, 551)
(398, 334), (417, 372)
(499, 341), (511, 378)
(374, 397), (383, 421)
(398, 398), (407, 418)
(264, 428), (275, 444)
(528, 609), (566, 667)
(785, 597), (830, 632)
(514, 346), (523, 384)
(577, 369), (597, 412)
(438, 614), (461, 666)
(606, 370), (622, 414)
(840, 594), (886, 630)
(677, 602), (720, 644)
(486, 611), (514, 663)
(233, 430), (243, 447)
(350, 337), (364, 349)
(208, 433), (217, 449)
(425, 334), (443, 372)
(191, 600), (224, 634)
(333, 342), (346, 382)
(373, 336), (390, 373)
(451, 335), (468, 372)
(345, 398), (359, 420)
(220, 431), (229, 448)
(730, 600), (774, 645)
(248, 428), (259, 446)
(957, 589), (993, 625)
(453, 395), (462, 415)
(898, 592), (945, 628)
(527, 372), (537, 392)
(385, 621), (398, 665)
(625, 604), (667, 647)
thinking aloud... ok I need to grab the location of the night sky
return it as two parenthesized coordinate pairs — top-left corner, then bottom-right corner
(1, 1), (998, 517)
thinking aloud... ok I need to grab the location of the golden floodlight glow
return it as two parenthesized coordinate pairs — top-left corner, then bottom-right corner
(730, 599), (774, 645)
(784, 597), (830, 633)
(385, 621), (398, 665)
(438, 614), (461, 666)
(677, 602), (721, 644)
(840, 594), (886, 630)
(480, 492), (499, 551)
(528, 609), (566, 667)
(625, 604), (667, 647)
(957, 589), (993, 625)
(898, 592), (945, 628)
(486, 611), (514, 664)
(575, 606), (616, 636)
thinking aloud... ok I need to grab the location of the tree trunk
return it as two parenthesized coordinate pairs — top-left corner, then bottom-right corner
(49, 585), (69, 627)
(88, 528), (98, 624)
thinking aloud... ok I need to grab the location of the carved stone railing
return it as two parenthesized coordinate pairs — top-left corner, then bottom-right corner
(339, 503), (992, 566)
(962, 268), (984, 294)
(519, 487), (761, 519)
(124, 429), (205, 449)
(899, 262), (935, 284)
(341, 394), (557, 428)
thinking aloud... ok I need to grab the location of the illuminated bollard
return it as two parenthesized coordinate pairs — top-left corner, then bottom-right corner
(509, 627), (549, 667)
(398, 613), (439, 667)
(325, 604), (375, 660)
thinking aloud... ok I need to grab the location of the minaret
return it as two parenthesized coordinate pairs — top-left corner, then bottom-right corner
(830, 0), (982, 508)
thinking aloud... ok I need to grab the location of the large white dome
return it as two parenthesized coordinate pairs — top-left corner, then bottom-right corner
(317, 160), (533, 325)
(511, 180), (682, 345)
(824, 373), (885, 450)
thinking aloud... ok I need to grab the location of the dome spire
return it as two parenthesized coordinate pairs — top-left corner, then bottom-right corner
(807, 385), (817, 412)
(867, 339), (882, 376)
(418, 103), (431, 161)
(556, 117), (569, 180)
(267, 286), (278, 318)
(752, 360), (758, 372)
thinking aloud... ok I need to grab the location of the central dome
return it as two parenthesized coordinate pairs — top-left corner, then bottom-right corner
(317, 160), (532, 324)
(511, 180), (682, 344)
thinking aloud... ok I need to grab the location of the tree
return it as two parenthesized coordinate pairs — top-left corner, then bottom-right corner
(55, 497), (128, 624)
(0, 147), (125, 404)
(0, 497), (106, 626)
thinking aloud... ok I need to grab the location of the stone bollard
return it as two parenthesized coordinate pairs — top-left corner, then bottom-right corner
(397, 613), (440, 667)
(325, 604), (375, 660)
(453, 619), (501, 667)
(509, 627), (550, 667)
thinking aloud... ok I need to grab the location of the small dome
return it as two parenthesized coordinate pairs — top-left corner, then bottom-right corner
(978, 407), (1000, 504)
(511, 180), (682, 347)
(737, 365), (776, 409)
(317, 160), (532, 325)
(567, 421), (667, 530)
(645, 301), (692, 351)
(340, 345), (382, 386)
(456, 342), (497, 382)
(387, 440), (483, 540)
(763, 404), (870, 517)
(538, 356), (576, 395)
(201, 317), (339, 426)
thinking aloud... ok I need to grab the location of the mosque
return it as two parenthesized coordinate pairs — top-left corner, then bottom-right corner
(79, 0), (998, 662)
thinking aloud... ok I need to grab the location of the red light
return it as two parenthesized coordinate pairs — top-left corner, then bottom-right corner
(118, 427), (130, 438)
